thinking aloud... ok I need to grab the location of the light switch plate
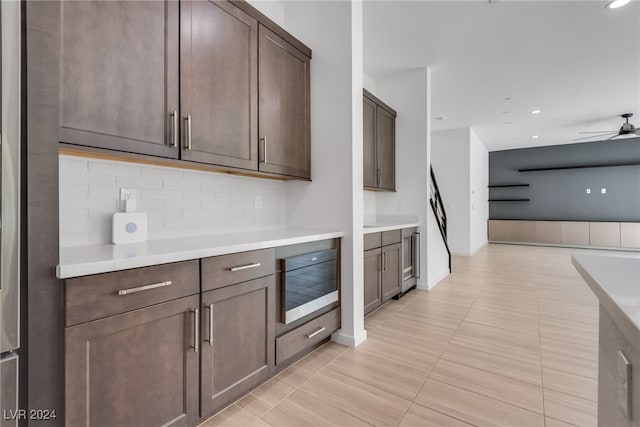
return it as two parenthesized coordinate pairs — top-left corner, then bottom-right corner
(618, 350), (632, 419)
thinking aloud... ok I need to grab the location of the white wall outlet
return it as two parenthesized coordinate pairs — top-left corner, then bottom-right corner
(254, 195), (263, 209)
(617, 350), (632, 419)
(601, 188), (607, 194)
(586, 188), (591, 194)
(120, 188), (137, 211)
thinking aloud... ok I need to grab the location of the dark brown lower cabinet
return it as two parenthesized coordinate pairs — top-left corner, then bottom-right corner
(363, 248), (382, 315)
(65, 296), (200, 427)
(200, 275), (275, 418)
(381, 243), (401, 301)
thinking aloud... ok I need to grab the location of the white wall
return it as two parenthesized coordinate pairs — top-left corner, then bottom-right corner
(469, 128), (489, 254)
(363, 72), (376, 93)
(246, 0), (285, 26)
(431, 126), (488, 256)
(431, 127), (471, 255)
(59, 155), (286, 247)
(280, 0), (366, 347)
(369, 68), (431, 289)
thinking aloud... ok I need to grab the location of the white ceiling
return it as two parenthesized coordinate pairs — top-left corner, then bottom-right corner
(363, 0), (640, 151)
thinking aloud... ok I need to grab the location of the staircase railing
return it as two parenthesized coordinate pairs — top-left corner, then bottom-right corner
(429, 166), (451, 272)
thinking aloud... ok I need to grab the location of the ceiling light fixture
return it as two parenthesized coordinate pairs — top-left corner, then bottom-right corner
(605, 0), (631, 9)
(532, 135), (539, 139)
(530, 110), (541, 114)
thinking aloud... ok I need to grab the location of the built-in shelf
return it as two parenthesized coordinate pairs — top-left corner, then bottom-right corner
(488, 184), (530, 188)
(488, 199), (530, 202)
(519, 162), (640, 172)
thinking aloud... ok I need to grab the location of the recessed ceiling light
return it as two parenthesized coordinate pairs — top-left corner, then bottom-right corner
(434, 116), (446, 121)
(504, 121), (512, 125)
(504, 97), (512, 101)
(530, 109), (541, 114)
(532, 135), (539, 139)
(502, 111), (510, 114)
(606, 0), (631, 9)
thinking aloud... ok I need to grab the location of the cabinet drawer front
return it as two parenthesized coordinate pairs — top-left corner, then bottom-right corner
(364, 232), (382, 251)
(382, 230), (401, 246)
(276, 307), (340, 364)
(66, 260), (199, 327)
(202, 249), (275, 291)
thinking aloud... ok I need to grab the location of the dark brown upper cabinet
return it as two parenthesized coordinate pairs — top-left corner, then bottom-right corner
(258, 25), (311, 179)
(59, 1), (180, 158)
(59, 0), (312, 180)
(363, 89), (397, 191)
(180, 1), (258, 170)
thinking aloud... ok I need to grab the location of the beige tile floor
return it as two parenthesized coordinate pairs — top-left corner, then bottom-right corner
(200, 243), (602, 427)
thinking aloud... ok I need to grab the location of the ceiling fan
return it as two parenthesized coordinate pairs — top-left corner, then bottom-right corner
(573, 113), (640, 141)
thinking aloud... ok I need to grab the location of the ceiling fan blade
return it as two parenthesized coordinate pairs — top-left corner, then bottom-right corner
(572, 134), (611, 141)
(577, 131), (618, 134)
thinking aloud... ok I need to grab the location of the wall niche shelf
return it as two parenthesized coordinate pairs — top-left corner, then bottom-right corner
(519, 162), (640, 172)
(488, 184), (530, 188)
(488, 198), (530, 202)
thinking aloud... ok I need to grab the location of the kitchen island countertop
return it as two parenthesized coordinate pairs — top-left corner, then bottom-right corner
(572, 253), (640, 354)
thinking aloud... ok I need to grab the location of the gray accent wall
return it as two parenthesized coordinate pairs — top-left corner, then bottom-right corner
(489, 138), (640, 221)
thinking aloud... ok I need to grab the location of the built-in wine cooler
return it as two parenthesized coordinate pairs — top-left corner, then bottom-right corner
(282, 249), (338, 324)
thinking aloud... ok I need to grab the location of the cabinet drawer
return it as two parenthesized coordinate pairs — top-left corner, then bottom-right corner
(276, 307), (340, 364)
(364, 232), (381, 251)
(382, 230), (401, 246)
(66, 260), (199, 327)
(202, 249), (275, 291)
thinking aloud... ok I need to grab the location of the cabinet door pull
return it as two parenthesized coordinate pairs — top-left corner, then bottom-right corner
(413, 232), (421, 279)
(207, 303), (214, 346)
(260, 136), (268, 163)
(383, 252), (387, 271)
(185, 115), (192, 150)
(305, 326), (326, 339)
(229, 262), (261, 272)
(117, 280), (172, 296)
(170, 111), (178, 147)
(192, 308), (199, 353)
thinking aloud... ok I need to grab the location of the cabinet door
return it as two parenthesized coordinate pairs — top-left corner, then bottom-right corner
(258, 25), (311, 179)
(363, 95), (378, 189)
(381, 243), (401, 302)
(376, 107), (396, 191)
(201, 276), (275, 417)
(65, 296), (199, 427)
(60, 1), (179, 158)
(180, 1), (258, 169)
(364, 248), (382, 316)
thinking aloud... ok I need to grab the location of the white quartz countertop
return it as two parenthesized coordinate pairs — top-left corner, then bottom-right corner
(57, 228), (344, 279)
(572, 253), (640, 353)
(363, 220), (419, 234)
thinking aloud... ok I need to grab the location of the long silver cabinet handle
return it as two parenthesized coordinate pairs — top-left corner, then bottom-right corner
(305, 327), (326, 339)
(185, 115), (192, 150)
(229, 262), (261, 272)
(260, 136), (268, 163)
(117, 280), (172, 296)
(171, 111), (178, 147)
(414, 232), (421, 278)
(208, 303), (214, 346)
(193, 308), (199, 353)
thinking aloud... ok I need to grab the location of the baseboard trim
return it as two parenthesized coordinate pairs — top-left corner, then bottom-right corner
(426, 269), (450, 290)
(331, 329), (367, 348)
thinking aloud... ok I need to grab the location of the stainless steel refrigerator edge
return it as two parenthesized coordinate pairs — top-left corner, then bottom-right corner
(1, 1), (21, 425)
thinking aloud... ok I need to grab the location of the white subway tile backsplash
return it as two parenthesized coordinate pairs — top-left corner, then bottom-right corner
(59, 155), (287, 247)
